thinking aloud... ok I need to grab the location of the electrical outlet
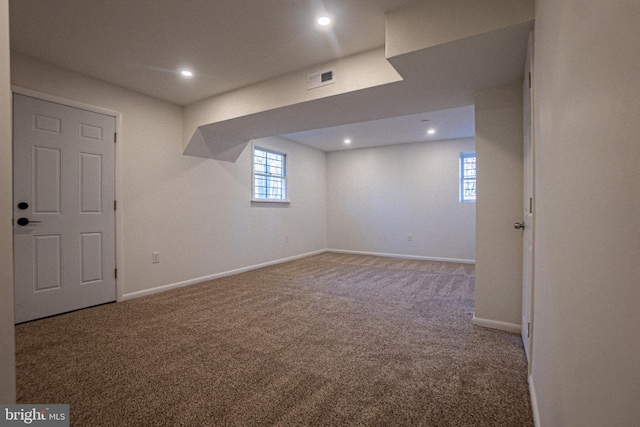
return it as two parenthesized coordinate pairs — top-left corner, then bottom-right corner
(408, 234), (412, 242)
(153, 252), (160, 264)
(285, 235), (289, 243)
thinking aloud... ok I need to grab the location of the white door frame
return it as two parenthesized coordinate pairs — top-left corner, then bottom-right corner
(12, 86), (125, 302)
(521, 30), (535, 372)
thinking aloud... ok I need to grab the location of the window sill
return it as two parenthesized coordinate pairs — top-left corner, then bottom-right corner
(251, 199), (290, 206)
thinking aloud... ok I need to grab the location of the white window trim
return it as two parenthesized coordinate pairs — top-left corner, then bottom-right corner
(251, 142), (290, 204)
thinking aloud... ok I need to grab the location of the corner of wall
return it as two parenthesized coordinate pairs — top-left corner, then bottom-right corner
(0, 0), (16, 404)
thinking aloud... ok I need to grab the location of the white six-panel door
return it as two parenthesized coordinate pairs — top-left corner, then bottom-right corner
(13, 94), (116, 323)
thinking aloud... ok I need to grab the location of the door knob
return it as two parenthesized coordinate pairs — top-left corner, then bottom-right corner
(17, 217), (42, 226)
(514, 222), (525, 230)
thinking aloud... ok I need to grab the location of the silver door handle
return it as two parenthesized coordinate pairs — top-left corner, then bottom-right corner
(514, 222), (525, 230)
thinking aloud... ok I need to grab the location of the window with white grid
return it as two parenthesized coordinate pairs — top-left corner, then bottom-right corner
(253, 146), (288, 201)
(460, 151), (476, 203)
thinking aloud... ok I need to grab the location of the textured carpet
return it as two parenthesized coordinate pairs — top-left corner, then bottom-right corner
(15, 253), (533, 426)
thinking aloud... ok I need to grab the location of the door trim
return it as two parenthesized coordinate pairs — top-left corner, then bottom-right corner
(522, 30), (536, 374)
(12, 86), (125, 302)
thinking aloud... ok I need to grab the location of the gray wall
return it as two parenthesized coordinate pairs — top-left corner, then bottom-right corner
(0, 0), (16, 404)
(327, 138), (476, 262)
(532, 0), (640, 424)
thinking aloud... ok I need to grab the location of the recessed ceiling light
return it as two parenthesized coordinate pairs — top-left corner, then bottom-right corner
(180, 70), (193, 77)
(427, 129), (436, 135)
(344, 138), (351, 144)
(317, 16), (331, 26)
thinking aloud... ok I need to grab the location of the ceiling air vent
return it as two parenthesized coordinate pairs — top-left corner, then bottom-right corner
(307, 68), (335, 90)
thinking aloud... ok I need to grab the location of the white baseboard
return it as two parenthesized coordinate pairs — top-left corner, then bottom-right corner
(529, 374), (541, 427)
(122, 249), (326, 301)
(326, 248), (475, 264)
(472, 315), (521, 334)
(123, 249), (474, 301)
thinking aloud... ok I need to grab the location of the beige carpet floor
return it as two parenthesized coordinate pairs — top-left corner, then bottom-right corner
(15, 252), (533, 426)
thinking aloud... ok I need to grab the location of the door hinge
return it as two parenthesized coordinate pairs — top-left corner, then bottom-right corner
(528, 72), (531, 89)
(114, 268), (118, 279)
(114, 200), (117, 211)
(114, 132), (117, 143)
(529, 197), (533, 214)
(527, 322), (531, 338)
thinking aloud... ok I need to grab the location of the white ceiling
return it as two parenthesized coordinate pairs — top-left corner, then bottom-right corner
(9, 0), (419, 106)
(9, 1), (529, 152)
(281, 105), (476, 151)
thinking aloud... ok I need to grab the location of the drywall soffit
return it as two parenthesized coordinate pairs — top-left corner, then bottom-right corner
(183, 126), (250, 162)
(182, 6), (534, 163)
(182, 47), (402, 163)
